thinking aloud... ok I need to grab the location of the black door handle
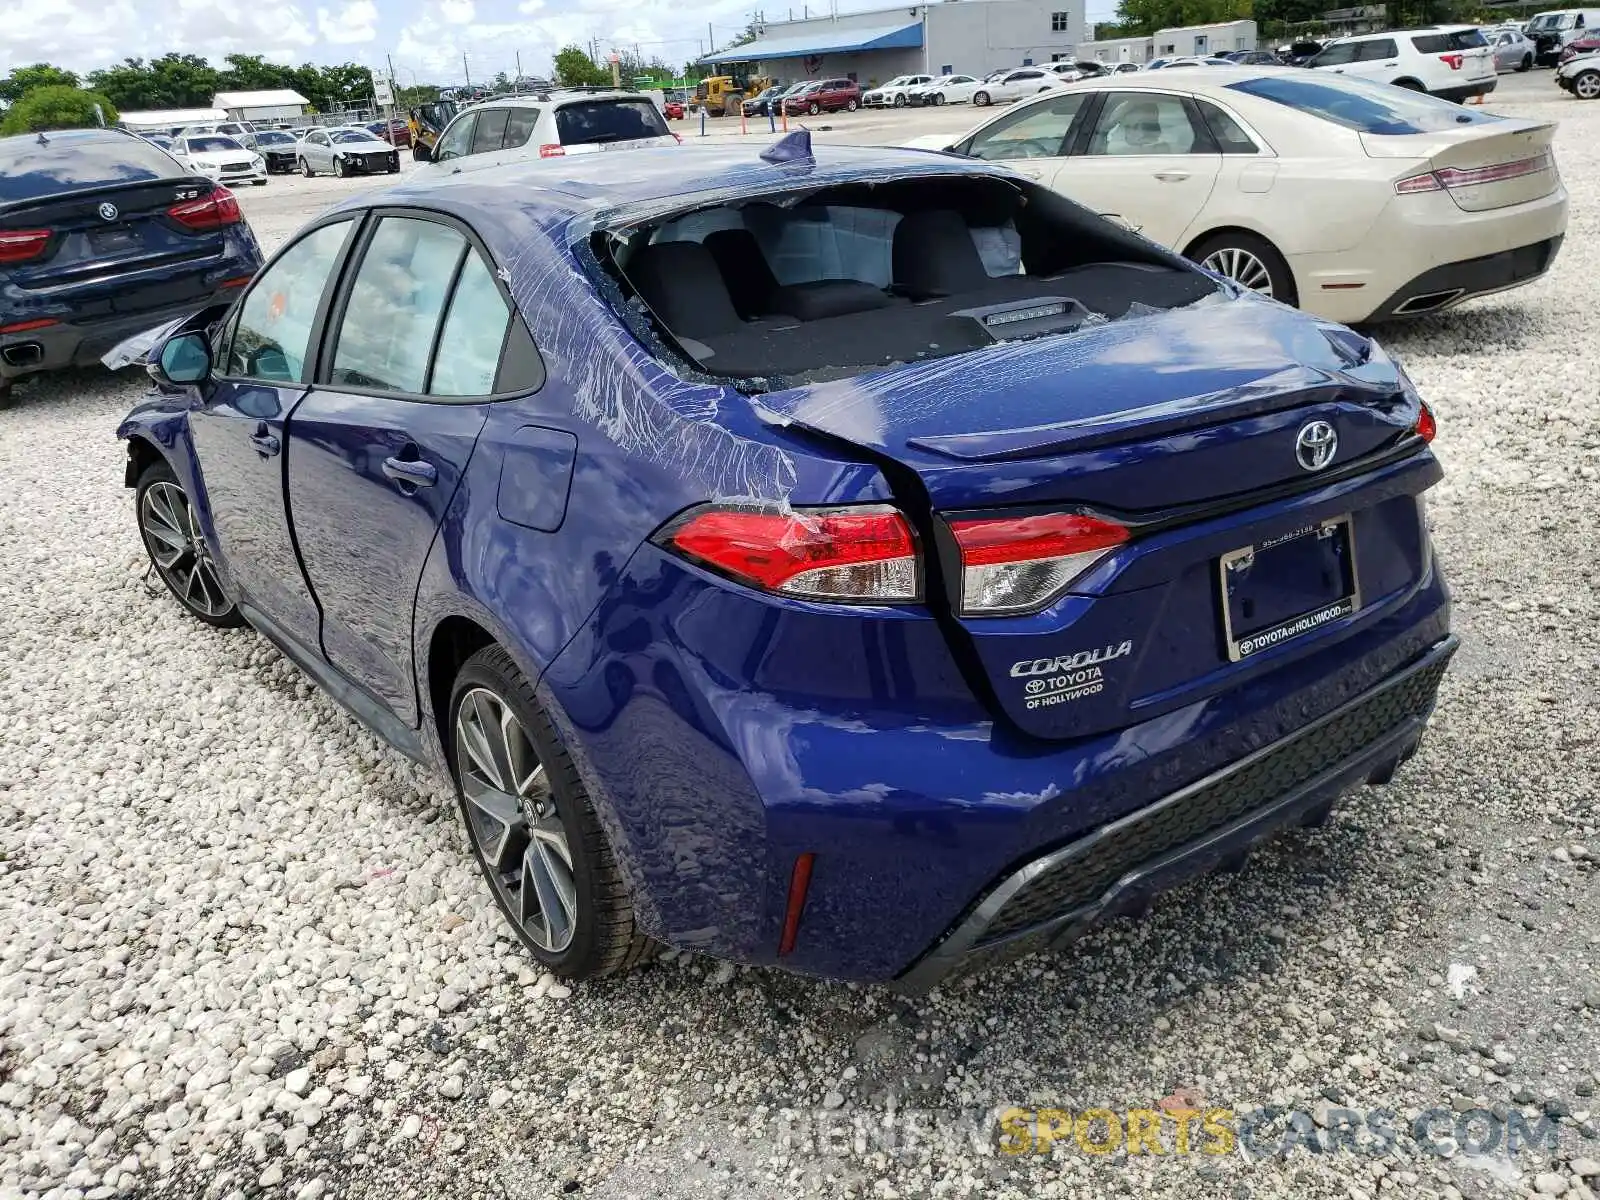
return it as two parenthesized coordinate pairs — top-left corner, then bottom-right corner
(382, 456), (437, 487)
(250, 423), (280, 457)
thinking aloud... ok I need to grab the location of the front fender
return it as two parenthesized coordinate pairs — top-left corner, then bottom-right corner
(117, 394), (197, 485)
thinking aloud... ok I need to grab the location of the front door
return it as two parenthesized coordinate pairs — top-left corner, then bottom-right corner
(286, 213), (514, 724)
(189, 218), (357, 649)
(958, 91), (1091, 186)
(1048, 91), (1223, 249)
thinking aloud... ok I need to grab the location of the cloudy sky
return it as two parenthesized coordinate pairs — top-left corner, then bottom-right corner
(4, 0), (1115, 83)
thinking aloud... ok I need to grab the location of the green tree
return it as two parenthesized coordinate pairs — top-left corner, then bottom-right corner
(1104, 0), (1250, 36)
(0, 85), (119, 135)
(219, 54), (294, 92)
(553, 46), (609, 87)
(0, 63), (82, 105)
(396, 84), (441, 108)
(87, 53), (218, 109)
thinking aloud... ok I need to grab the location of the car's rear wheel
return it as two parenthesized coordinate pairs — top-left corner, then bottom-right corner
(1392, 78), (1425, 91)
(1576, 70), (1600, 99)
(845, 98), (858, 111)
(1190, 231), (1298, 307)
(299, 157), (313, 177)
(1519, 53), (1534, 71)
(974, 90), (991, 106)
(449, 646), (652, 980)
(135, 459), (244, 628)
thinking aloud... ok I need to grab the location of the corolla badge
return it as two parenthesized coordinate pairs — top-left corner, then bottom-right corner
(97, 201), (119, 222)
(1295, 420), (1338, 472)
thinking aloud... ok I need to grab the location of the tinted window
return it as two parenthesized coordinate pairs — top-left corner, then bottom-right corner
(0, 134), (186, 202)
(1228, 74), (1503, 133)
(1414, 29), (1489, 51)
(502, 107), (539, 147)
(434, 114), (477, 160)
(1358, 39), (1397, 59)
(255, 131), (296, 145)
(226, 222), (352, 383)
(332, 218), (467, 393)
(1086, 93), (1209, 155)
(187, 136), (243, 153)
(554, 99), (669, 145)
(1308, 41), (1360, 65)
(1197, 101), (1258, 153)
(429, 252), (512, 396)
(331, 130), (380, 144)
(965, 93), (1087, 160)
(471, 109), (511, 154)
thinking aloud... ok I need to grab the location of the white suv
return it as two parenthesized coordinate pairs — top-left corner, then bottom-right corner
(1307, 26), (1496, 102)
(424, 90), (678, 165)
(862, 75), (934, 107)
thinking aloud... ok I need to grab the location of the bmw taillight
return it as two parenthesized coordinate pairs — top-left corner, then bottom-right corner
(0, 229), (52, 263)
(538, 143), (566, 158)
(167, 186), (241, 231)
(948, 512), (1128, 615)
(657, 505), (919, 602)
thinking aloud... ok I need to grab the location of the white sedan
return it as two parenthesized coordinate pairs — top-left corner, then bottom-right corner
(972, 68), (1070, 107)
(168, 134), (267, 187)
(907, 74), (982, 106)
(906, 68), (1566, 323)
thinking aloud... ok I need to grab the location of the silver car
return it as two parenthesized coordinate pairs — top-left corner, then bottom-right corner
(295, 126), (400, 178)
(1489, 26), (1536, 71)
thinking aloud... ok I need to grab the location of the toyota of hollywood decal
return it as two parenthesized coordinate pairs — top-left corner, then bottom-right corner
(1011, 641), (1133, 710)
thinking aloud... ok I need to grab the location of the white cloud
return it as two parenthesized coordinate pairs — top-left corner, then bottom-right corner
(516, 0), (544, 11)
(318, 0), (379, 43)
(440, 0), (475, 22)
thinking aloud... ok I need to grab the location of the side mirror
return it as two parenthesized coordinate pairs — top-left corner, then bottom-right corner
(155, 331), (212, 385)
(414, 142), (433, 162)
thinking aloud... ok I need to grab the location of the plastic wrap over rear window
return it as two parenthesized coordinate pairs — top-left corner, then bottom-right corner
(555, 99), (670, 146)
(0, 135), (184, 204)
(1226, 75), (1503, 134)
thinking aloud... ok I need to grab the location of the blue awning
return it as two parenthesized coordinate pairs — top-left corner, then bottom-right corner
(700, 21), (923, 64)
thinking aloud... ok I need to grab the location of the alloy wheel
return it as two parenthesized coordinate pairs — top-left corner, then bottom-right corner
(454, 686), (577, 954)
(1578, 72), (1600, 99)
(139, 481), (231, 618)
(1201, 246), (1275, 296)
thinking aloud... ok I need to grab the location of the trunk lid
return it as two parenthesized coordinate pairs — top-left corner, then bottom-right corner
(753, 298), (1436, 740)
(1362, 118), (1558, 211)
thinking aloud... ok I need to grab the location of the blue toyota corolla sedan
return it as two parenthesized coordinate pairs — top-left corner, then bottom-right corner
(116, 137), (1454, 992)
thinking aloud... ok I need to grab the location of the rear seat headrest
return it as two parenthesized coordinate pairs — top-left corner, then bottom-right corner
(893, 209), (991, 299)
(626, 240), (745, 340)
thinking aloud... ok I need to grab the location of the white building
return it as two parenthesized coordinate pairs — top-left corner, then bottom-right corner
(1077, 19), (1258, 64)
(213, 89), (310, 124)
(118, 107), (227, 132)
(701, 0), (1089, 90)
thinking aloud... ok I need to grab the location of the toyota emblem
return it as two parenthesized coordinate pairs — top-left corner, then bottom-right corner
(97, 201), (119, 222)
(1295, 420), (1338, 472)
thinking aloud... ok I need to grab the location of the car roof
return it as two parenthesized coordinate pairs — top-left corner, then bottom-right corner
(1060, 65), (1282, 91)
(468, 90), (652, 111)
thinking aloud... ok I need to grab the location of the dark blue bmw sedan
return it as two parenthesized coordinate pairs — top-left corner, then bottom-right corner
(116, 137), (1454, 991)
(1, 128), (262, 407)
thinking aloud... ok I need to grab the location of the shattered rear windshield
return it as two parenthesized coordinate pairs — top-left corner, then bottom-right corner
(595, 174), (1221, 389)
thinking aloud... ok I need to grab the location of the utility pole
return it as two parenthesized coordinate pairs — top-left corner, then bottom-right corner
(708, 22), (715, 54)
(463, 52), (471, 88)
(515, 50), (522, 87)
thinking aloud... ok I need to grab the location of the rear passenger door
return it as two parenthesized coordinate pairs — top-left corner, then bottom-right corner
(1343, 37), (1400, 83)
(283, 211), (524, 725)
(1050, 90), (1223, 248)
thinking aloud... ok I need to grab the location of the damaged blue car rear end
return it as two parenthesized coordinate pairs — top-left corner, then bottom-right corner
(117, 143), (1452, 993)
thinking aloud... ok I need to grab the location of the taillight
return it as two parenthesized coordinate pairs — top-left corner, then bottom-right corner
(1440, 52), (1465, 69)
(538, 143), (565, 158)
(657, 505), (919, 602)
(167, 186), (241, 231)
(1394, 171), (1444, 194)
(1396, 152), (1553, 195)
(1415, 401), (1437, 443)
(0, 229), (52, 264)
(948, 512), (1128, 615)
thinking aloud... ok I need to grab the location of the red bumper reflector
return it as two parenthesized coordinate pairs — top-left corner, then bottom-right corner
(777, 852), (816, 957)
(0, 317), (59, 334)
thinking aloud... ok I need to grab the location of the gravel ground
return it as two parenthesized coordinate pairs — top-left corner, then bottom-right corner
(1, 78), (1597, 1200)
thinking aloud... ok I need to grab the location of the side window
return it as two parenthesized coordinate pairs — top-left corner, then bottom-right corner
(1086, 93), (1208, 156)
(502, 107), (539, 148)
(429, 251), (512, 396)
(965, 93), (1087, 160)
(331, 218), (468, 393)
(225, 221), (352, 383)
(1310, 42), (1360, 65)
(1197, 101), (1259, 154)
(1360, 39), (1397, 60)
(472, 109), (511, 154)
(434, 114), (477, 161)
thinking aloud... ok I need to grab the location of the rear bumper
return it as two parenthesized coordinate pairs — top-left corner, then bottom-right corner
(0, 287), (244, 381)
(1433, 79), (1496, 102)
(894, 634), (1456, 993)
(1366, 235), (1564, 321)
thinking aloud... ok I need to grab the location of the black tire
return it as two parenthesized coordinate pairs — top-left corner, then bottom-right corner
(1518, 53), (1533, 72)
(934, 92), (946, 105)
(1576, 70), (1600, 100)
(412, 143), (427, 161)
(974, 90), (991, 106)
(299, 157), (313, 177)
(846, 98), (859, 111)
(134, 459), (245, 628)
(1392, 78), (1425, 91)
(334, 156), (348, 178)
(808, 101), (821, 115)
(251, 179), (267, 186)
(893, 94), (905, 107)
(449, 645), (653, 981)
(1187, 230), (1299, 308)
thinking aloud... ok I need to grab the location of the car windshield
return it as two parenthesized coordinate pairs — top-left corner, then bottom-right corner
(187, 136), (243, 153)
(332, 130), (381, 144)
(1228, 74), (1503, 134)
(554, 99), (671, 145)
(1529, 12), (1577, 28)
(599, 174), (1218, 388)
(255, 132), (295, 145)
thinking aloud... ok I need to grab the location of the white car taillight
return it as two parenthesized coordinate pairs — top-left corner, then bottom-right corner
(658, 505), (920, 603)
(948, 512), (1129, 616)
(1395, 151), (1555, 194)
